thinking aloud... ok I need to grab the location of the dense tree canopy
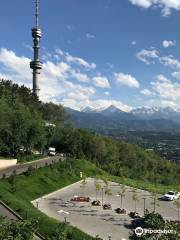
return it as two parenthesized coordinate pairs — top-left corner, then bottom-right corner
(0, 217), (38, 240)
(0, 79), (179, 186)
(129, 211), (179, 240)
(51, 125), (180, 185)
(0, 80), (67, 157)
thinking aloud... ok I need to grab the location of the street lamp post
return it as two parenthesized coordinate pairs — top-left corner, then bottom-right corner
(143, 197), (146, 216)
(36, 200), (39, 209)
(101, 188), (104, 207)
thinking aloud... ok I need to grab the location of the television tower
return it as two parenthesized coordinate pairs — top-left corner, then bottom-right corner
(30, 0), (43, 96)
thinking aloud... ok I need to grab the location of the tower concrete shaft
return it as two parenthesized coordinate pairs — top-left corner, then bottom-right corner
(30, 0), (42, 96)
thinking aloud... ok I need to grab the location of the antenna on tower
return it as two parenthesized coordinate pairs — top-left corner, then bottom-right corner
(35, 0), (39, 27)
(30, 0), (42, 96)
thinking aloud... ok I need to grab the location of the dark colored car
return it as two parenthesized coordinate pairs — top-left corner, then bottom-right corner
(103, 203), (112, 210)
(91, 200), (101, 206)
(131, 218), (143, 229)
(115, 208), (126, 214)
(129, 211), (140, 219)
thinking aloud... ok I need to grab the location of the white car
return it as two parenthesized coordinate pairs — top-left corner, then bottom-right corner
(48, 147), (56, 156)
(163, 191), (180, 201)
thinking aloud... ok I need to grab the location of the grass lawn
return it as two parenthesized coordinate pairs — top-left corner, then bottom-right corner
(0, 158), (179, 239)
(0, 159), (104, 239)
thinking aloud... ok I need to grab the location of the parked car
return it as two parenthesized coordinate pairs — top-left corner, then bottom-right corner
(163, 191), (180, 201)
(71, 196), (90, 202)
(48, 147), (56, 156)
(129, 211), (140, 219)
(91, 200), (101, 206)
(103, 203), (112, 210)
(115, 208), (126, 214)
(131, 218), (143, 229)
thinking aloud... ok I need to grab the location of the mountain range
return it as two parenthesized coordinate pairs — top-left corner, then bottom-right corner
(66, 105), (180, 132)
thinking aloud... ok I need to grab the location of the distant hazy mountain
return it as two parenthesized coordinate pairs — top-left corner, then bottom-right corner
(66, 105), (180, 132)
(131, 107), (180, 123)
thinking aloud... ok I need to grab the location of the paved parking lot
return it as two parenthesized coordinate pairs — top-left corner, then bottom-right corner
(32, 178), (178, 240)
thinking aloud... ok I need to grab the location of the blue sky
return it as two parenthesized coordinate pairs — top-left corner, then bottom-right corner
(0, 0), (180, 111)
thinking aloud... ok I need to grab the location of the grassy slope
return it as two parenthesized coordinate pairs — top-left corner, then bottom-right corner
(0, 159), (103, 239)
(0, 158), (179, 239)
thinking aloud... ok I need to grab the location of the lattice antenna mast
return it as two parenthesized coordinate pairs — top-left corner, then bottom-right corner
(35, 0), (39, 27)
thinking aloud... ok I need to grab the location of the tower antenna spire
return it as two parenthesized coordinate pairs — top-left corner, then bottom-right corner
(35, 0), (39, 27)
(30, 0), (43, 97)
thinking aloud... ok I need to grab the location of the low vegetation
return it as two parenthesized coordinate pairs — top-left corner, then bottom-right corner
(0, 79), (179, 238)
(0, 158), (104, 239)
(0, 80), (179, 187)
(0, 158), (179, 239)
(130, 210), (179, 240)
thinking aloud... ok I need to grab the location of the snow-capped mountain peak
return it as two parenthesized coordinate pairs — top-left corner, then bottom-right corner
(102, 105), (123, 113)
(82, 105), (123, 113)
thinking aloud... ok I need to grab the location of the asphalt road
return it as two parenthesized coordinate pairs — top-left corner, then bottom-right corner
(32, 178), (178, 240)
(0, 155), (64, 179)
(0, 202), (18, 220)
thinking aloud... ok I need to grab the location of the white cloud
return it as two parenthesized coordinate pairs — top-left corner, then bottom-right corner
(71, 70), (89, 83)
(92, 76), (110, 88)
(104, 91), (110, 96)
(146, 98), (179, 109)
(129, 0), (152, 8)
(129, 0), (180, 17)
(159, 55), (180, 69)
(151, 74), (180, 101)
(160, 100), (179, 108)
(115, 72), (140, 88)
(162, 40), (176, 48)
(86, 33), (95, 39)
(0, 48), (133, 112)
(172, 71), (180, 79)
(155, 74), (171, 83)
(43, 61), (70, 79)
(136, 49), (159, 65)
(0, 48), (96, 104)
(55, 49), (96, 69)
(0, 48), (31, 82)
(131, 41), (137, 45)
(140, 89), (152, 96)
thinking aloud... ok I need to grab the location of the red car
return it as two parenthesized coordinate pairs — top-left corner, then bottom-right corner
(71, 196), (90, 202)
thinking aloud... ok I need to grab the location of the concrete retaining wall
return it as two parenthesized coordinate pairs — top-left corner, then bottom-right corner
(0, 159), (17, 169)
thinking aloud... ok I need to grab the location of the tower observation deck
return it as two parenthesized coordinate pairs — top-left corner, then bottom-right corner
(30, 0), (43, 96)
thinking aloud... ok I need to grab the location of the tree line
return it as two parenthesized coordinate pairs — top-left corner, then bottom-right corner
(0, 80), (179, 186)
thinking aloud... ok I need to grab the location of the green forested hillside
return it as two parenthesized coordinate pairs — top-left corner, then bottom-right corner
(0, 80), (67, 157)
(0, 79), (179, 186)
